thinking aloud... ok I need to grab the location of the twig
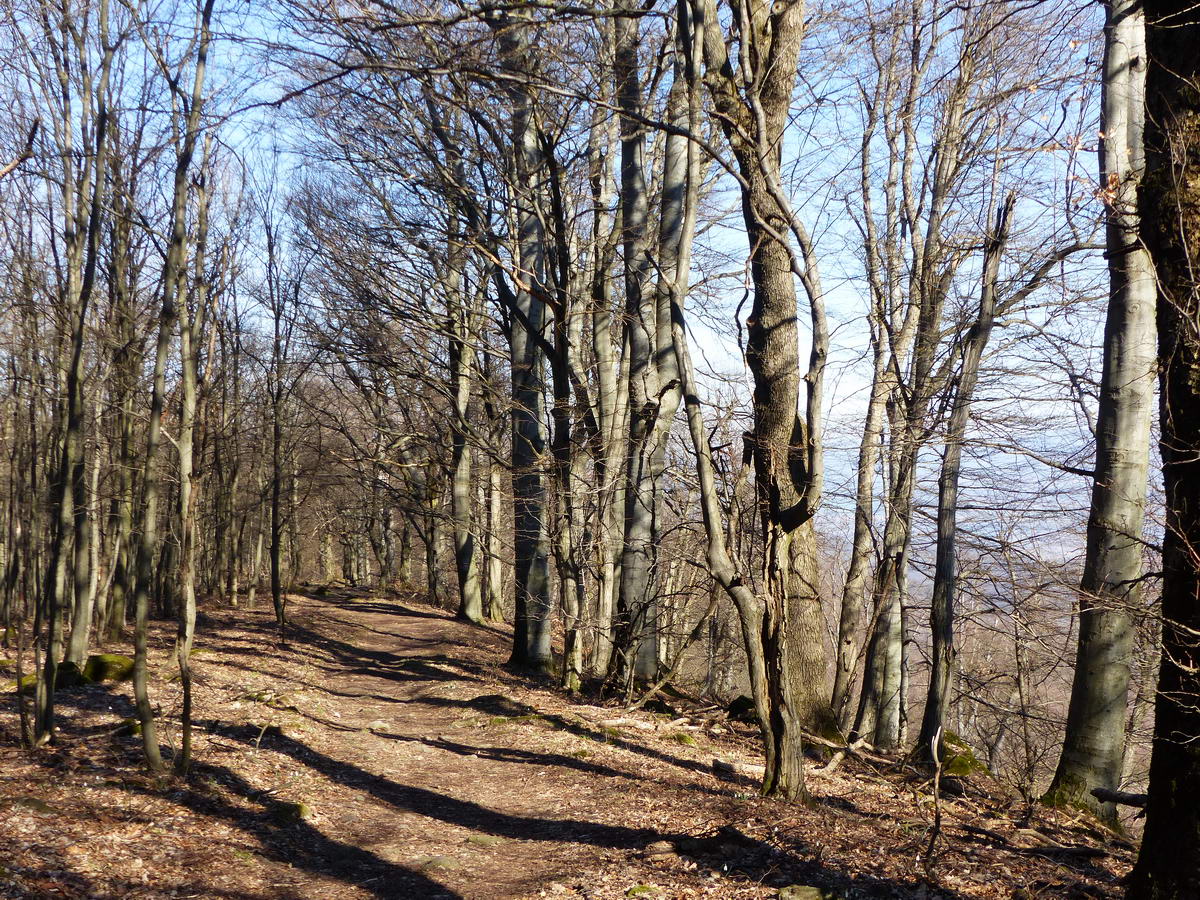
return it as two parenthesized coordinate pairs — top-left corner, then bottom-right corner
(0, 120), (40, 180)
(924, 726), (944, 879)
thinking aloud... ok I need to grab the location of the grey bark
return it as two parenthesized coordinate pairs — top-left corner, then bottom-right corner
(917, 194), (1015, 760)
(492, 14), (553, 672)
(1046, 0), (1155, 822)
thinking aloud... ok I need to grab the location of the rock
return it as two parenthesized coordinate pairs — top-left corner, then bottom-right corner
(939, 731), (988, 777)
(271, 801), (313, 824)
(625, 886), (662, 898)
(10, 662), (92, 693)
(466, 834), (507, 847)
(6, 797), (58, 815)
(365, 720), (389, 733)
(83, 653), (135, 683)
(727, 695), (756, 723)
(778, 886), (841, 900)
(114, 717), (142, 737)
(10, 671), (37, 693)
(642, 840), (676, 860)
(419, 855), (462, 871)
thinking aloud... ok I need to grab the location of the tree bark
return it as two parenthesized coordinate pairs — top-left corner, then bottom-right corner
(493, 14), (553, 673)
(1047, 0), (1156, 822)
(917, 194), (1014, 761)
(1126, 0), (1200, 892)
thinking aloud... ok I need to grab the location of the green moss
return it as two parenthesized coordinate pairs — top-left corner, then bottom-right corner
(485, 713), (544, 726)
(271, 801), (313, 824)
(419, 855), (462, 871)
(10, 662), (94, 693)
(626, 886), (661, 897)
(671, 731), (697, 747)
(939, 731), (988, 777)
(466, 834), (507, 847)
(11, 672), (37, 692)
(83, 653), (134, 683)
(1040, 771), (1124, 831)
(1041, 772), (1086, 809)
(778, 887), (841, 900)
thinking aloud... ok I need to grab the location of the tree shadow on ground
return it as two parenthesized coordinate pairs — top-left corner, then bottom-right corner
(115, 756), (462, 899)
(195, 718), (968, 899)
(0, 841), (274, 900)
(378, 731), (642, 781)
(281, 617), (491, 683)
(409, 692), (717, 780)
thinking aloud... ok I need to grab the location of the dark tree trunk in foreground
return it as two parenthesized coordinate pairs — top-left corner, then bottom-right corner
(1127, 0), (1200, 894)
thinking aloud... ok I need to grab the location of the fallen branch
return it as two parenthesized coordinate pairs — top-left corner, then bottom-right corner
(802, 731), (891, 765)
(1091, 787), (1147, 809)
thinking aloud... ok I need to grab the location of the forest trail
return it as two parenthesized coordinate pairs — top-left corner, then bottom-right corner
(1, 591), (1132, 899)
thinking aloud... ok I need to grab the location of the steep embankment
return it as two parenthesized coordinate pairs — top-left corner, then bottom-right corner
(0, 591), (1131, 898)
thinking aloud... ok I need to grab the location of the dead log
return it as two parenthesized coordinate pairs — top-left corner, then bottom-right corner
(1091, 787), (1147, 808)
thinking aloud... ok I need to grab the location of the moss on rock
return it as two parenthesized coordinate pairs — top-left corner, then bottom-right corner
(939, 731), (988, 777)
(271, 801), (313, 824)
(83, 653), (134, 683)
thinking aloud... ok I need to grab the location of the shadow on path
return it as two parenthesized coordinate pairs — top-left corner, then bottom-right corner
(119, 755), (461, 900)
(194, 717), (968, 899)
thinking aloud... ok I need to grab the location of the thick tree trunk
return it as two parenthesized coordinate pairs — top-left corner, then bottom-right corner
(495, 16), (553, 673)
(695, 0), (831, 786)
(1126, 0), (1200, 893)
(614, 11), (685, 684)
(1046, 0), (1156, 822)
(587, 94), (625, 677)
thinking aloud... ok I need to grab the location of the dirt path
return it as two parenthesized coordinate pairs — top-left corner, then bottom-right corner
(0, 591), (1132, 900)
(246, 591), (739, 899)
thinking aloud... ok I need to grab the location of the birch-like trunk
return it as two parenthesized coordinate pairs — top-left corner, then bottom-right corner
(449, 249), (483, 623)
(1046, 0), (1155, 822)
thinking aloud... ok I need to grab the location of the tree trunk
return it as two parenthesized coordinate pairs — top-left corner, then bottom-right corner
(917, 195), (1014, 761)
(449, 256), (483, 623)
(1046, 0), (1156, 822)
(494, 15), (553, 673)
(1126, 0), (1200, 893)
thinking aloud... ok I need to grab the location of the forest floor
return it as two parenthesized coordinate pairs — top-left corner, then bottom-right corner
(0, 589), (1135, 900)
